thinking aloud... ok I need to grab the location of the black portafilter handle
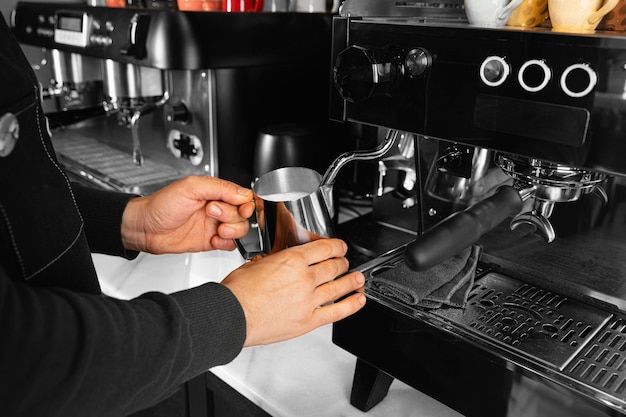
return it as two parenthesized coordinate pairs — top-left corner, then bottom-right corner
(404, 185), (524, 271)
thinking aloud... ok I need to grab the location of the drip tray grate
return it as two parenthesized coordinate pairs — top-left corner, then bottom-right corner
(52, 131), (184, 194)
(567, 317), (626, 399)
(432, 272), (612, 370)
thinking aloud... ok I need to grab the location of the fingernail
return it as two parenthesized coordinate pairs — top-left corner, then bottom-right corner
(208, 205), (222, 217)
(238, 187), (251, 196)
(355, 272), (365, 285)
(357, 294), (366, 306)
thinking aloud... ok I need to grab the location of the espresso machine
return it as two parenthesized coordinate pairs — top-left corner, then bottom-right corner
(10, 1), (345, 194)
(331, 0), (626, 416)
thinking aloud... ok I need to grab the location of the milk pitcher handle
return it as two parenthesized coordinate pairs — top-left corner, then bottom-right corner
(234, 212), (264, 261)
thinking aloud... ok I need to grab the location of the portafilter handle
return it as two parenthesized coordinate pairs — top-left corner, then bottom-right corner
(404, 185), (524, 271)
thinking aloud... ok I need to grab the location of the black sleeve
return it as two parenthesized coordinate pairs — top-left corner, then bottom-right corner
(0, 266), (247, 417)
(70, 182), (139, 259)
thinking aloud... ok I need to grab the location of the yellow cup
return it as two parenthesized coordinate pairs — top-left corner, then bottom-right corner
(598, 0), (626, 31)
(548, 0), (619, 32)
(507, 0), (549, 27)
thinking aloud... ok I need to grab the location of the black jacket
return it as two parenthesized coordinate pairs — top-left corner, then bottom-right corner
(0, 13), (246, 417)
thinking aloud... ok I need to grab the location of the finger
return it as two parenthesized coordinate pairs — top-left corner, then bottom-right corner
(312, 291), (366, 327)
(238, 201), (255, 219)
(206, 201), (250, 223)
(189, 176), (253, 206)
(314, 271), (364, 306)
(217, 220), (249, 240)
(309, 257), (350, 287)
(210, 236), (237, 251)
(287, 238), (348, 266)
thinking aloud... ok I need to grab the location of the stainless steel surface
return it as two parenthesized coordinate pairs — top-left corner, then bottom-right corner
(339, 0), (466, 20)
(321, 129), (400, 188)
(53, 131), (184, 194)
(236, 167), (334, 260)
(13, 1), (342, 192)
(359, 252), (626, 413)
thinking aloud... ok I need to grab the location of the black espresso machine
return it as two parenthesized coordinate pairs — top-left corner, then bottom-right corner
(331, 0), (626, 416)
(9, 1), (347, 194)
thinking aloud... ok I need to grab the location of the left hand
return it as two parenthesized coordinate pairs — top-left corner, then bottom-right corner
(121, 175), (255, 253)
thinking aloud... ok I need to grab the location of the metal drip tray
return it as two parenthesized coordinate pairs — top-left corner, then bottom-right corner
(52, 131), (184, 195)
(567, 317), (626, 399)
(434, 272), (612, 370)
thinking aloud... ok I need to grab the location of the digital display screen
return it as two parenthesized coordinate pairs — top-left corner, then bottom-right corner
(57, 14), (83, 33)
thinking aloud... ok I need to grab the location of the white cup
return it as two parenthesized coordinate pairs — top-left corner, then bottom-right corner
(464, 0), (524, 27)
(296, 0), (338, 12)
(263, 0), (296, 11)
(549, 0), (619, 33)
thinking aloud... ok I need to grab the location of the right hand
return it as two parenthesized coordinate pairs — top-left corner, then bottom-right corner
(221, 238), (366, 347)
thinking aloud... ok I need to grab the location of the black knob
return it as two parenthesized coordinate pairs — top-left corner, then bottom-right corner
(120, 14), (150, 60)
(165, 102), (190, 124)
(405, 48), (432, 78)
(333, 45), (401, 103)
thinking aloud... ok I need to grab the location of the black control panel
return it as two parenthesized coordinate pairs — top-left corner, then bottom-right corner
(331, 17), (626, 176)
(11, 1), (334, 69)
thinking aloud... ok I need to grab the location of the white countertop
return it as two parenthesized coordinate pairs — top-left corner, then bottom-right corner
(93, 250), (463, 417)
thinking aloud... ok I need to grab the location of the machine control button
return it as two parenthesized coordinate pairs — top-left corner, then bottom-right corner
(480, 56), (510, 87)
(165, 102), (190, 124)
(167, 129), (203, 166)
(560, 63), (597, 98)
(333, 45), (401, 102)
(518, 59), (551, 92)
(405, 48), (431, 78)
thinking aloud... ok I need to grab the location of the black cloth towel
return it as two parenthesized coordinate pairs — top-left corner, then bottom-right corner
(367, 244), (482, 309)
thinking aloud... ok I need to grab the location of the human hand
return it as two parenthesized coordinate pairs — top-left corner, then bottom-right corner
(121, 176), (255, 253)
(221, 238), (366, 346)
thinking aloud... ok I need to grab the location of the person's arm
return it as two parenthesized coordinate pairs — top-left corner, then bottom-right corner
(70, 182), (139, 259)
(0, 265), (246, 417)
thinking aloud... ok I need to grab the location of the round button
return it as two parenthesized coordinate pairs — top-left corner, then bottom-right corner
(560, 63), (597, 98)
(518, 59), (551, 92)
(405, 48), (431, 78)
(479, 56), (510, 87)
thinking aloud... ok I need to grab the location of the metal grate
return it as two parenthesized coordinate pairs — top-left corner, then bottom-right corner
(567, 317), (626, 398)
(52, 131), (183, 194)
(432, 273), (612, 370)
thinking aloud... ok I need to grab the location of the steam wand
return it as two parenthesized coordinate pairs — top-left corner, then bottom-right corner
(129, 72), (171, 166)
(319, 129), (403, 217)
(320, 129), (401, 186)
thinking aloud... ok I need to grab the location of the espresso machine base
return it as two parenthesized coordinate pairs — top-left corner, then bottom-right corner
(334, 270), (623, 417)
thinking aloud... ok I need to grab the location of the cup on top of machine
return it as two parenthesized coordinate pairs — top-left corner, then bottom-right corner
(548, 0), (619, 32)
(263, 0), (296, 11)
(177, 0), (221, 10)
(597, 0), (626, 31)
(464, 0), (524, 27)
(222, 0), (264, 11)
(506, 0), (549, 28)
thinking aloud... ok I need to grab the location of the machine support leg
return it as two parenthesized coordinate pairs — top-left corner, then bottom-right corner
(350, 358), (394, 412)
